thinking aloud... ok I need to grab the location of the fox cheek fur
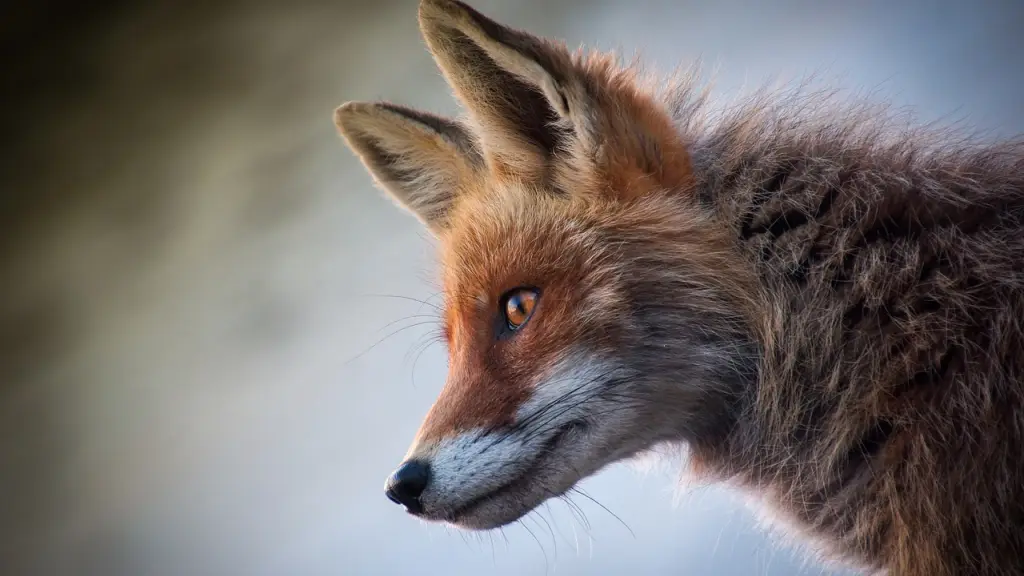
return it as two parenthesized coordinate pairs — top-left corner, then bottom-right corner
(334, 0), (1024, 574)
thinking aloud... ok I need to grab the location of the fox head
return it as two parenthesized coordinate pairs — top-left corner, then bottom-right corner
(335, 0), (759, 530)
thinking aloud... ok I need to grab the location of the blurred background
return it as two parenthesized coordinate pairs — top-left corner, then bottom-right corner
(2, 0), (1022, 575)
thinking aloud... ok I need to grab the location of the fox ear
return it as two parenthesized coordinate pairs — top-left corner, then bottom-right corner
(334, 101), (482, 234)
(418, 0), (693, 197)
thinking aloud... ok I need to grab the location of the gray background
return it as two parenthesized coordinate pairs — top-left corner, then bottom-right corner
(2, 0), (1022, 575)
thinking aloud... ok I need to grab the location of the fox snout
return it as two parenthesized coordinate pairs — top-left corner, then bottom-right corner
(383, 419), (588, 523)
(376, 353), (641, 530)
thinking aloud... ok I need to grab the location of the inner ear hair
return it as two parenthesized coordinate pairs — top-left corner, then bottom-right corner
(417, 0), (693, 197)
(334, 100), (481, 233)
(418, 0), (583, 180)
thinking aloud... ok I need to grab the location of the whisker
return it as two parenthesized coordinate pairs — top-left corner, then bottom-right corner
(355, 293), (443, 312)
(407, 334), (444, 389)
(560, 497), (583, 557)
(509, 368), (626, 438)
(516, 375), (637, 446)
(476, 375), (607, 453)
(372, 313), (439, 337)
(560, 494), (593, 534)
(488, 531), (497, 567)
(517, 519), (550, 576)
(343, 321), (439, 366)
(571, 487), (636, 539)
(402, 327), (443, 366)
(498, 526), (510, 551)
(530, 511), (558, 564)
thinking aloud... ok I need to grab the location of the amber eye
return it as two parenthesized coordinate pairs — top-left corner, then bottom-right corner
(502, 288), (539, 331)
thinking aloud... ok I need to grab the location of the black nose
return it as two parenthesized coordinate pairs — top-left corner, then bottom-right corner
(385, 459), (431, 513)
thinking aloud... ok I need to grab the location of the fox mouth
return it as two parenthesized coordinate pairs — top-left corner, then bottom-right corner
(440, 419), (588, 528)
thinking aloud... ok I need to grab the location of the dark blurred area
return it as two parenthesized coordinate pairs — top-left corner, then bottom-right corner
(1, 0), (396, 388)
(1, 3), (405, 575)
(1, 0), (124, 352)
(3, 0), (225, 387)
(0, 2), (139, 571)
(4, 0), (175, 249)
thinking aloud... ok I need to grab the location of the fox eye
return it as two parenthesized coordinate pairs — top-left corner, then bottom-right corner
(501, 287), (539, 331)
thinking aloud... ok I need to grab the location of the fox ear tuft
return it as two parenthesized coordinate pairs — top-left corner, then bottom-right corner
(334, 101), (482, 234)
(417, 0), (577, 182)
(417, 0), (693, 198)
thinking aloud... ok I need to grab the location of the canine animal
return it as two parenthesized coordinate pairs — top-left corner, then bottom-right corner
(334, 1), (1024, 574)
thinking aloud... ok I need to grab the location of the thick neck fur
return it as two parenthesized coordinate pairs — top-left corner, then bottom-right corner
(662, 70), (1024, 575)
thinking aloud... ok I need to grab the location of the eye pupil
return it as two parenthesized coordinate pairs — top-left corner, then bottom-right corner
(503, 288), (538, 330)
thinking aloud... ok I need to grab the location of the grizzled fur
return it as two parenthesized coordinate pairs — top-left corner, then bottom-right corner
(335, 1), (1024, 574)
(683, 82), (1024, 576)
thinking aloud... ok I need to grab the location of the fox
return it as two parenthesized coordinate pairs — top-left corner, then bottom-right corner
(333, 1), (1024, 574)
